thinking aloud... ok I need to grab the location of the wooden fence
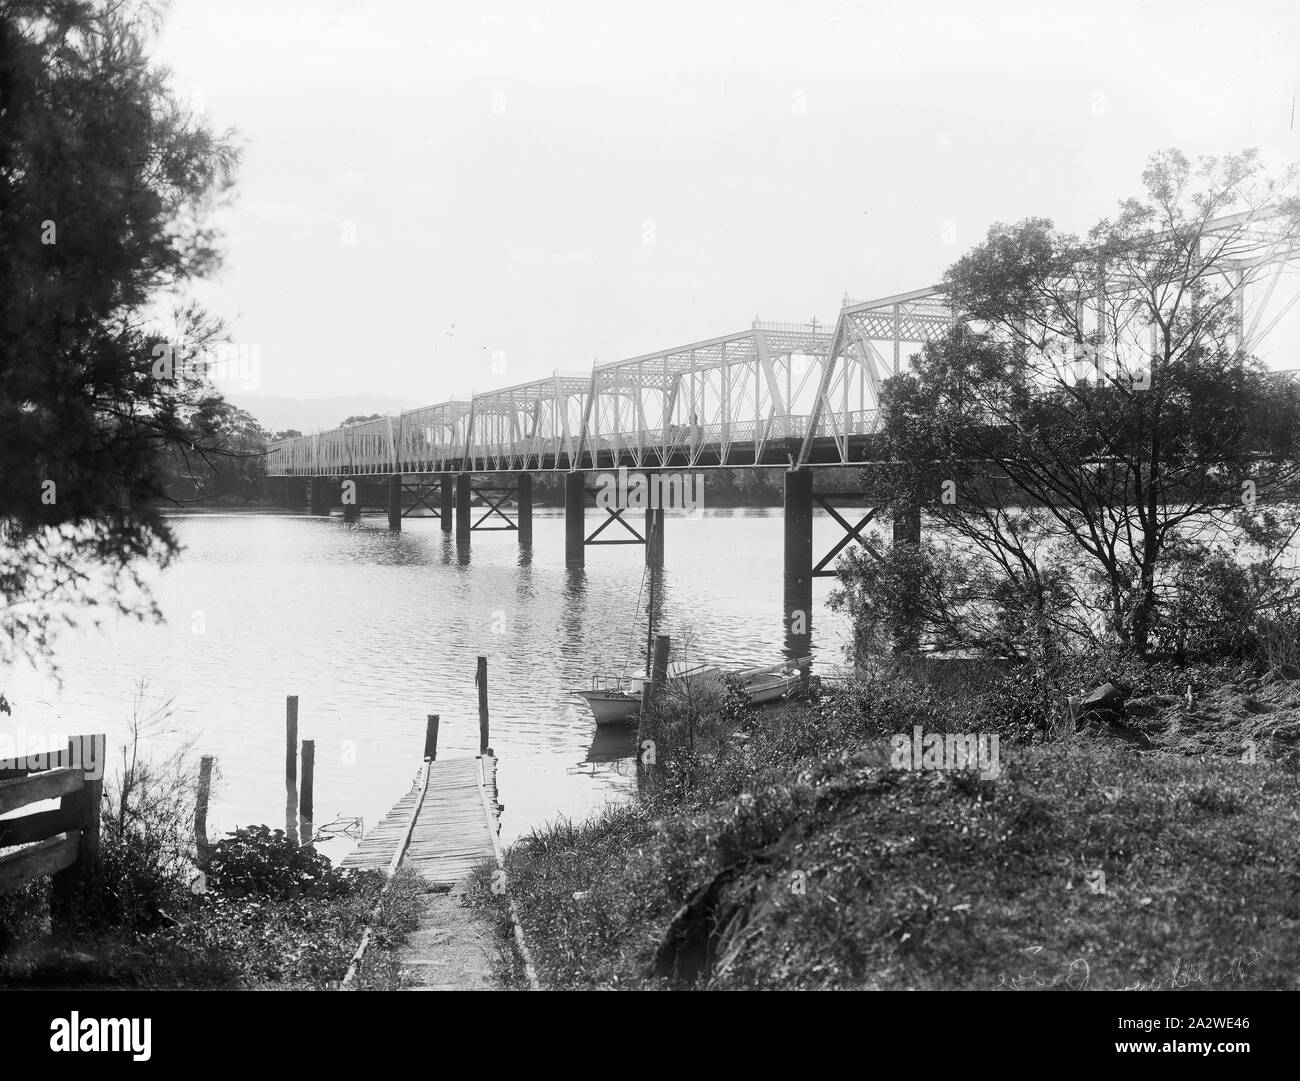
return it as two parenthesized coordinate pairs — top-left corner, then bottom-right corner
(0, 735), (105, 904)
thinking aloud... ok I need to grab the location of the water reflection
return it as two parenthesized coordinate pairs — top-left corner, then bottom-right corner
(1, 509), (853, 846)
(585, 724), (637, 763)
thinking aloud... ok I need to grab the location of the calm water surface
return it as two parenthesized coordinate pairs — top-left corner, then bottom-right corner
(2, 509), (856, 857)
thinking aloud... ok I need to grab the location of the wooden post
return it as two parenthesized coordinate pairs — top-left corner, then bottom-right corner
(648, 634), (671, 704)
(300, 740), (315, 848)
(424, 715), (440, 761)
(637, 639), (670, 794)
(476, 656), (491, 755)
(285, 695), (299, 845)
(50, 734), (104, 927)
(195, 754), (214, 867)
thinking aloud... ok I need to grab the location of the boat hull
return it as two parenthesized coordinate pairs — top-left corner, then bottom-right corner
(576, 688), (641, 726)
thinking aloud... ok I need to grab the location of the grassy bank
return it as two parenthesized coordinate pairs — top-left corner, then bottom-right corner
(473, 664), (1300, 990)
(0, 833), (425, 990)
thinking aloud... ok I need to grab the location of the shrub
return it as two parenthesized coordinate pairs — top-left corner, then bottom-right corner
(205, 825), (363, 900)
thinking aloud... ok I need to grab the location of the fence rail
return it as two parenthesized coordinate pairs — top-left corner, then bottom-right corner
(0, 735), (104, 899)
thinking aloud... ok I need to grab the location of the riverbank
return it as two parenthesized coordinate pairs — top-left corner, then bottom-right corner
(0, 834), (426, 990)
(471, 661), (1300, 990)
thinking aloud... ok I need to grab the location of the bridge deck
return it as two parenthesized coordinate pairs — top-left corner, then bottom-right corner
(341, 755), (498, 887)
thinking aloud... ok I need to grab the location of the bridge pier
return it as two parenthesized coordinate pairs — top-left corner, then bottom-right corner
(309, 476), (327, 516)
(387, 474), (402, 531)
(286, 476), (306, 511)
(440, 473), (453, 533)
(645, 506), (664, 567)
(783, 468), (814, 662)
(517, 473), (532, 545)
(565, 471), (586, 566)
(342, 476), (360, 522)
(456, 473), (472, 539)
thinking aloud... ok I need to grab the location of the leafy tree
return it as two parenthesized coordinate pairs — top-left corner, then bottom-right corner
(160, 401), (270, 504)
(843, 150), (1300, 660)
(339, 413), (382, 427)
(0, 0), (239, 669)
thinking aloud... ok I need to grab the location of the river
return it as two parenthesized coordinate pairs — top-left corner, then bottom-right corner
(0, 509), (855, 858)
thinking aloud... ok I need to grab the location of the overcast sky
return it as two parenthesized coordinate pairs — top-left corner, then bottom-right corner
(153, 0), (1300, 408)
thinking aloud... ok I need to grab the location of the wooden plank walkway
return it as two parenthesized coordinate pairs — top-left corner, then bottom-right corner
(339, 749), (539, 990)
(341, 756), (498, 887)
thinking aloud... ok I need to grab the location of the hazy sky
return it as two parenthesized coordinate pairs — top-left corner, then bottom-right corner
(153, 0), (1300, 406)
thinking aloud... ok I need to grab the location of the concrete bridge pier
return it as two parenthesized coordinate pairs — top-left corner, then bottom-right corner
(440, 473), (453, 533)
(309, 476), (328, 516)
(342, 476), (361, 522)
(645, 506), (664, 567)
(783, 468), (814, 661)
(565, 471), (586, 566)
(517, 473), (532, 545)
(455, 473), (472, 539)
(387, 474), (402, 531)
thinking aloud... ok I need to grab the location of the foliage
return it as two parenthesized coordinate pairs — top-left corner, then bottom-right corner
(204, 825), (362, 901)
(0, 0), (240, 673)
(480, 695), (1300, 990)
(858, 149), (1300, 661)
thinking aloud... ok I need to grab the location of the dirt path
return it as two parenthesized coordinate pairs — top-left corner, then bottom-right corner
(394, 882), (505, 991)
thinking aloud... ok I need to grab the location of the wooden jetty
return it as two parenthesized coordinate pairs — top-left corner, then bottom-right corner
(337, 680), (539, 990)
(340, 755), (499, 887)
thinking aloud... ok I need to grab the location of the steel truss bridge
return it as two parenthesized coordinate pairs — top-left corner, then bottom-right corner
(265, 288), (957, 477)
(266, 258), (1297, 481)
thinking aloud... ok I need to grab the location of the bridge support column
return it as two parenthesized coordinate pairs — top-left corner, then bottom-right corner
(456, 473), (472, 539)
(565, 471), (586, 566)
(645, 506), (664, 567)
(517, 473), (532, 545)
(440, 473), (453, 533)
(891, 502), (922, 653)
(387, 474), (402, 531)
(309, 477), (327, 516)
(783, 469), (814, 662)
(288, 476), (307, 511)
(342, 476), (360, 522)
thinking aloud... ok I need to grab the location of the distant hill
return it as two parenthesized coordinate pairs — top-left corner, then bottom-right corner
(226, 393), (423, 435)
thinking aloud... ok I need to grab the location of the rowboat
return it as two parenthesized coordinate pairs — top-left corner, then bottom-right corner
(731, 659), (809, 706)
(576, 662), (724, 726)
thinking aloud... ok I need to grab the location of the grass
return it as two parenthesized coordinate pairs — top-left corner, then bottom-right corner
(0, 859), (426, 990)
(473, 670), (1300, 990)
